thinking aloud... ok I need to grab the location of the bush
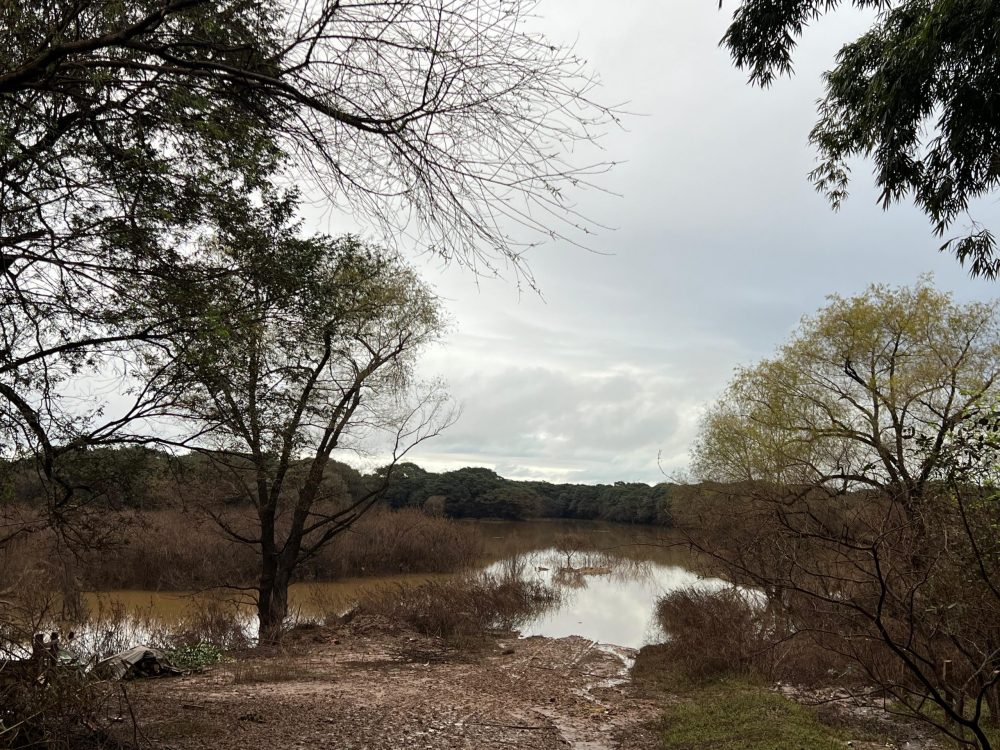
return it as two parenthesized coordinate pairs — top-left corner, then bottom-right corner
(307, 507), (482, 578)
(644, 586), (846, 687)
(166, 642), (225, 671)
(4, 507), (482, 592)
(354, 573), (558, 641)
(650, 587), (771, 683)
(0, 596), (127, 749)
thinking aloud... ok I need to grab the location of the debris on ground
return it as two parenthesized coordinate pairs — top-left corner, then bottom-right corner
(96, 645), (182, 680)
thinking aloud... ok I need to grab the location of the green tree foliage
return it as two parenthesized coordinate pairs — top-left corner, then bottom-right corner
(694, 279), (1000, 518)
(5, 452), (675, 528)
(720, 0), (1000, 277)
(691, 280), (1000, 750)
(376, 465), (675, 525)
(145, 202), (451, 640)
(377, 462), (432, 509)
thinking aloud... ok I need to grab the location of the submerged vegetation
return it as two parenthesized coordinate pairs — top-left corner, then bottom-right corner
(0, 508), (482, 593)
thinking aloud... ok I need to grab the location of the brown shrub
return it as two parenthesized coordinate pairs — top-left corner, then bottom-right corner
(66, 506), (480, 591)
(307, 507), (482, 578)
(646, 586), (848, 687)
(173, 597), (253, 652)
(652, 586), (772, 683)
(0, 661), (116, 750)
(0, 594), (137, 749)
(354, 573), (558, 641)
(79, 510), (257, 590)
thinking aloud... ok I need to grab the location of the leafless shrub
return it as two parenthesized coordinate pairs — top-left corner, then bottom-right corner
(79, 512), (258, 591)
(311, 508), (482, 578)
(648, 586), (848, 687)
(553, 533), (588, 569)
(0, 595), (136, 749)
(173, 598), (253, 653)
(354, 574), (558, 641)
(80, 601), (171, 661)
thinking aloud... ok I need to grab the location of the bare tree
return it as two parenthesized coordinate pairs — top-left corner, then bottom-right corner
(0, 0), (614, 537)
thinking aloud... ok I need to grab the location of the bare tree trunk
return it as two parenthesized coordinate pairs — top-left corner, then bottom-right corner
(257, 562), (291, 644)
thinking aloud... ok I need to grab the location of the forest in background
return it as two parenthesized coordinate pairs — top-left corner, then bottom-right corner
(0, 449), (675, 527)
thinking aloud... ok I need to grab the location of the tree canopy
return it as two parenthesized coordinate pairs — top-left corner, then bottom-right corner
(690, 280), (1000, 749)
(693, 279), (1000, 512)
(0, 0), (615, 527)
(143, 202), (451, 639)
(720, 0), (1000, 277)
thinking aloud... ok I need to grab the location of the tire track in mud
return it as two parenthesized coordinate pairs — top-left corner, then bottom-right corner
(127, 627), (662, 749)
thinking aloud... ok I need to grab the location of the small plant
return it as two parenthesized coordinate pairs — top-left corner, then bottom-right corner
(645, 586), (846, 687)
(553, 533), (588, 570)
(166, 642), (225, 671)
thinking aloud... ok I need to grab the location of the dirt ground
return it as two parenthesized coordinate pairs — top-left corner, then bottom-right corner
(121, 619), (664, 749)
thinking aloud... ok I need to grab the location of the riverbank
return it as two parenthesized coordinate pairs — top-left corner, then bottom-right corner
(117, 619), (663, 749)
(111, 620), (946, 750)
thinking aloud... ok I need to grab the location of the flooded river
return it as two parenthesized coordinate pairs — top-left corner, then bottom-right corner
(87, 520), (722, 649)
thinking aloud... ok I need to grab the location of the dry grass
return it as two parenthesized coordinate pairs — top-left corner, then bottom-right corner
(312, 508), (482, 578)
(229, 659), (310, 684)
(3, 506), (481, 592)
(0, 592), (134, 750)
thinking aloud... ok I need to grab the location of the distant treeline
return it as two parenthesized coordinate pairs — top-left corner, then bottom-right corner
(1, 448), (674, 526)
(377, 464), (674, 525)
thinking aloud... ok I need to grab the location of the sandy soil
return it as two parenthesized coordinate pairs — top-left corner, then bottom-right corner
(122, 619), (663, 749)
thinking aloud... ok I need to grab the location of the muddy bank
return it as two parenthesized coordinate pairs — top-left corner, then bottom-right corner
(123, 620), (663, 749)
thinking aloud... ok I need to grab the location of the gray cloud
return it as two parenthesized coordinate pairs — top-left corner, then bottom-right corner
(410, 364), (686, 483)
(310, 1), (1000, 483)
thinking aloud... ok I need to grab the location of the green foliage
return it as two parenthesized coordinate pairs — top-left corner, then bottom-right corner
(166, 642), (226, 672)
(721, 0), (1000, 277)
(377, 464), (674, 524)
(690, 280), (1000, 750)
(658, 681), (848, 750)
(692, 279), (1000, 509)
(5, 448), (369, 512)
(0, 0), (613, 533)
(151, 216), (451, 641)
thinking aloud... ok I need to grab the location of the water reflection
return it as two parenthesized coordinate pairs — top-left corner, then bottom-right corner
(82, 520), (726, 649)
(472, 521), (726, 648)
(484, 553), (723, 648)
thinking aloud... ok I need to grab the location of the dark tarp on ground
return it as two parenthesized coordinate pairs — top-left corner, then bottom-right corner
(95, 646), (181, 680)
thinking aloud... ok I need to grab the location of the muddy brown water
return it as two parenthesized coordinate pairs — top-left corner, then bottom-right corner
(86, 520), (722, 649)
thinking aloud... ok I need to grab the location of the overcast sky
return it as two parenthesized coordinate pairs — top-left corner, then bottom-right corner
(313, 1), (1000, 485)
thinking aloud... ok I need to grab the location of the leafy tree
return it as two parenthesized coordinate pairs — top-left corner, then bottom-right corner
(691, 280), (1000, 749)
(720, 0), (1000, 277)
(373, 463), (677, 525)
(429, 467), (507, 517)
(694, 279), (1000, 519)
(374, 462), (431, 509)
(148, 201), (452, 641)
